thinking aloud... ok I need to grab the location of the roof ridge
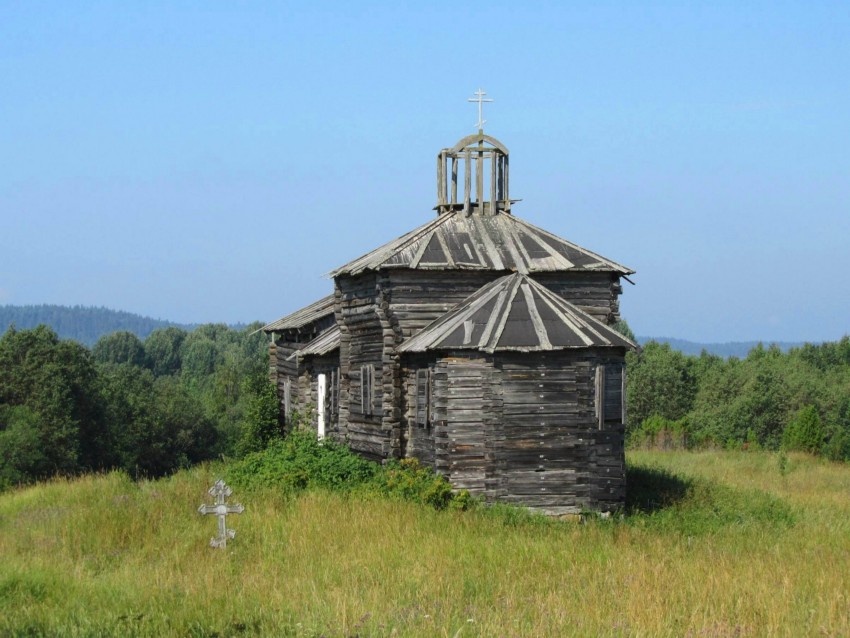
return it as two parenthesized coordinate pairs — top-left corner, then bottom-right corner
(330, 209), (635, 276)
(328, 211), (456, 277)
(511, 216), (635, 275)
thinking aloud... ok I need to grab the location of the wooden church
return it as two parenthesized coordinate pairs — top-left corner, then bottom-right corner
(263, 97), (637, 514)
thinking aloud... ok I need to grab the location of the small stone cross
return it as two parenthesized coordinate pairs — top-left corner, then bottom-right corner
(468, 88), (494, 130)
(198, 479), (244, 549)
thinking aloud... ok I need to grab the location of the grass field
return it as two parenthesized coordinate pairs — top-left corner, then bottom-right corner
(1, 451), (848, 637)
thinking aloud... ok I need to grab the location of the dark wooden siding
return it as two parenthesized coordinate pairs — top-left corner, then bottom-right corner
(497, 353), (596, 514)
(402, 350), (626, 514)
(496, 351), (625, 514)
(269, 337), (300, 428)
(441, 357), (485, 492)
(385, 270), (497, 339)
(336, 273), (407, 459)
(336, 273), (382, 458)
(402, 360), (437, 467)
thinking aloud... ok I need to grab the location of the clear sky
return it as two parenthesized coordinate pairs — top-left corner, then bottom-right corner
(1, 1), (848, 343)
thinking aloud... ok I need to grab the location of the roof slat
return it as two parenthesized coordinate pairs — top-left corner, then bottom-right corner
(287, 324), (341, 360)
(330, 210), (634, 277)
(262, 294), (335, 332)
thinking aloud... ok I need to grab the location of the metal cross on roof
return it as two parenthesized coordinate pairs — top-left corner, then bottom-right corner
(198, 479), (244, 549)
(468, 88), (494, 131)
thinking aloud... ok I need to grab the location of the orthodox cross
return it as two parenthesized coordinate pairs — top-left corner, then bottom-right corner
(198, 479), (244, 549)
(468, 88), (493, 130)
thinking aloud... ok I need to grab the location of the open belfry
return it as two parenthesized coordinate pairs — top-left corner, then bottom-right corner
(263, 91), (637, 514)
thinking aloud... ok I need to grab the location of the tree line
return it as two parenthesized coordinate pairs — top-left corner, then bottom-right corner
(625, 335), (850, 459)
(0, 324), (279, 489)
(3, 320), (848, 490)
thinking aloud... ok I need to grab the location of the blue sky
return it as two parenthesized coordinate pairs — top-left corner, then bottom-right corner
(1, 1), (848, 343)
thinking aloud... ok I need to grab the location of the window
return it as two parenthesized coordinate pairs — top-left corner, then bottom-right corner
(327, 367), (339, 423)
(596, 364), (626, 428)
(283, 378), (292, 420)
(360, 364), (375, 417)
(415, 368), (432, 428)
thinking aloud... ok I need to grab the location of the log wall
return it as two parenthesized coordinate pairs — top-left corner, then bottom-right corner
(401, 356), (436, 467)
(336, 273), (395, 460)
(384, 270), (496, 339)
(436, 355), (503, 494)
(496, 350), (625, 514)
(403, 349), (626, 514)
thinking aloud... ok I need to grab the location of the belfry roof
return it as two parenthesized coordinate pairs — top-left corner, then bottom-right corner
(329, 209), (634, 277)
(398, 273), (637, 354)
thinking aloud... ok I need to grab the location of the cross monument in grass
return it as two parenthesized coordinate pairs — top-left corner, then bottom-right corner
(198, 479), (244, 549)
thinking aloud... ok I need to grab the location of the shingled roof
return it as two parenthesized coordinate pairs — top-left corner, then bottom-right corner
(399, 273), (637, 354)
(329, 209), (634, 277)
(261, 294), (335, 333)
(287, 324), (341, 360)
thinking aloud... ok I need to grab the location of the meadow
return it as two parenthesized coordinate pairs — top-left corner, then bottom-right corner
(1, 450), (848, 637)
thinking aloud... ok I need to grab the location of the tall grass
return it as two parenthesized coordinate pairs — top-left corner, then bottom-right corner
(1, 451), (848, 636)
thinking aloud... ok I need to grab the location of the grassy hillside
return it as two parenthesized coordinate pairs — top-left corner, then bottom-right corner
(1, 451), (848, 636)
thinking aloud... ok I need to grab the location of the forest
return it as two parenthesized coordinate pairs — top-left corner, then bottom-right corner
(0, 324), (278, 489)
(625, 332), (850, 459)
(1, 322), (849, 490)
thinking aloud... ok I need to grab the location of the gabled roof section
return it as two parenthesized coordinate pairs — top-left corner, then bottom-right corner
(399, 273), (637, 354)
(287, 324), (340, 360)
(329, 210), (634, 277)
(262, 294), (335, 333)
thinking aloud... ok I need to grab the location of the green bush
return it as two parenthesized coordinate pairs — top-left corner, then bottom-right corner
(373, 458), (472, 510)
(227, 429), (474, 510)
(0, 406), (47, 489)
(822, 428), (850, 462)
(235, 378), (283, 457)
(626, 342), (697, 431)
(227, 428), (377, 493)
(782, 405), (824, 454)
(628, 414), (689, 450)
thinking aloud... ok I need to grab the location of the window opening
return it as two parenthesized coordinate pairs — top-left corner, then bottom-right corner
(596, 364), (626, 428)
(415, 368), (432, 428)
(360, 364), (375, 417)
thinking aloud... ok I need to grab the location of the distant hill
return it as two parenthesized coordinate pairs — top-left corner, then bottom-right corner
(0, 304), (810, 356)
(0, 304), (197, 347)
(637, 336), (805, 358)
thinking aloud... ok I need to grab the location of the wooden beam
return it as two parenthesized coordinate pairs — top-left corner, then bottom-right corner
(476, 142), (484, 204)
(436, 152), (444, 206)
(504, 155), (510, 212)
(451, 157), (458, 204)
(490, 149), (497, 212)
(464, 155), (471, 213)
